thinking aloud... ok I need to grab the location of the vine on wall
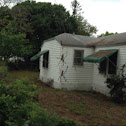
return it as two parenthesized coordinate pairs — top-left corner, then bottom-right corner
(57, 41), (68, 83)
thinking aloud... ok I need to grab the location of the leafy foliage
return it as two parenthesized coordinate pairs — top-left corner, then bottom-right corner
(0, 62), (8, 82)
(0, 29), (32, 60)
(0, 63), (79, 126)
(71, 0), (82, 18)
(71, 0), (97, 36)
(76, 16), (97, 36)
(0, 80), (79, 126)
(0, 6), (11, 30)
(105, 64), (126, 103)
(98, 31), (118, 37)
(0, 0), (97, 68)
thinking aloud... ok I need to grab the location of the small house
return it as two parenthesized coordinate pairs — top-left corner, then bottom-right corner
(31, 32), (126, 95)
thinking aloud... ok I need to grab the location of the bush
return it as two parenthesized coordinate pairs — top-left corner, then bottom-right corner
(0, 79), (79, 126)
(57, 119), (78, 126)
(0, 79), (38, 126)
(105, 64), (126, 104)
(0, 62), (8, 81)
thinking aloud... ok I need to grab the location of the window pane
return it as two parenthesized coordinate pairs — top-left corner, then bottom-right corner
(108, 52), (117, 75)
(74, 58), (82, 64)
(99, 60), (107, 74)
(75, 51), (82, 57)
(43, 51), (49, 68)
(74, 50), (84, 65)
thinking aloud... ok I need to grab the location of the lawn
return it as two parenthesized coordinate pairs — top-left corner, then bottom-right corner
(9, 70), (126, 126)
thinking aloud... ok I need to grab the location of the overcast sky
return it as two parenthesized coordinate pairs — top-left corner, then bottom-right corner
(36, 0), (126, 35)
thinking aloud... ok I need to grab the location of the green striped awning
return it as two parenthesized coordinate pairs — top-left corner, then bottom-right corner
(83, 49), (118, 63)
(30, 50), (49, 61)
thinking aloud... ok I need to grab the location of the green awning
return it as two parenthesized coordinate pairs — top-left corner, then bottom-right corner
(83, 49), (118, 63)
(30, 50), (49, 61)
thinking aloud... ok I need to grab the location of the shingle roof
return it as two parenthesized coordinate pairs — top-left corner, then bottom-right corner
(44, 33), (97, 47)
(85, 32), (126, 47)
(44, 32), (126, 47)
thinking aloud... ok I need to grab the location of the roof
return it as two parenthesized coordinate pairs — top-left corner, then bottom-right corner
(85, 32), (126, 47)
(43, 32), (126, 47)
(44, 33), (97, 47)
(83, 49), (118, 63)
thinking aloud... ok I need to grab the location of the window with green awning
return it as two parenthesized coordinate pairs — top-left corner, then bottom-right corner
(30, 50), (49, 61)
(83, 49), (118, 63)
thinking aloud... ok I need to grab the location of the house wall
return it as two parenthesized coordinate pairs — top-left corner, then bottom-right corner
(93, 45), (126, 95)
(59, 46), (94, 91)
(40, 40), (62, 88)
(40, 39), (126, 94)
(40, 40), (94, 91)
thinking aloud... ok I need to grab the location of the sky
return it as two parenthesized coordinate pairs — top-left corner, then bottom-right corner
(36, 0), (126, 36)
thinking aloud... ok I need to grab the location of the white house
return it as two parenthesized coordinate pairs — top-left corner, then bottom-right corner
(31, 32), (126, 95)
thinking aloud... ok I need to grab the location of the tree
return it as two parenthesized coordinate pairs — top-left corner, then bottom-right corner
(98, 31), (118, 37)
(0, 1), (79, 64)
(0, 6), (11, 31)
(31, 2), (78, 52)
(11, 1), (78, 56)
(0, 21), (32, 62)
(71, 0), (82, 17)
(71, 0), (97, 36)
(0, 0), (97, 67)
(76, 15), (97, 36)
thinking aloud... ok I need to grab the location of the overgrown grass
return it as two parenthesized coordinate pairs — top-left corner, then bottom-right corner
(8, 70), (39, 83)
(7, 70), (126, 126)
(64, 101), (89, 115)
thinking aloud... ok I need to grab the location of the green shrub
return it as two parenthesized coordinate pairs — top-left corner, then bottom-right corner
(106, 64), (126, 104)
(57, 119), (78, 126)
(0, 79), (79, 126)
(0, 62), (8, 81)
(0, 94), (17, 126)
(0, 79), (39, 126)
(8, 79), (38, 103)
(28, 102), (60, 126)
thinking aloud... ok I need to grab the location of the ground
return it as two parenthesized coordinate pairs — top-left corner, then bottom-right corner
(9, 70), (126, 126)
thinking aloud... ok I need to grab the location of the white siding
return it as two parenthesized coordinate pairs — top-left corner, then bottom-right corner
(40, 40), (62, 88)
(40, 39), (126, 94)
(58, 46), (94, 90)
(40, 40), (94, 91)
(93, 45), (126, 95)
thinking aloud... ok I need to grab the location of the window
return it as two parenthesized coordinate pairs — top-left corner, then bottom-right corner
(99, 52), (117, 75)
(108, 52), (117, 74)
(99, 59), (107, 74)
(43, 51), (49, 68)
(74, 50), (84, 65)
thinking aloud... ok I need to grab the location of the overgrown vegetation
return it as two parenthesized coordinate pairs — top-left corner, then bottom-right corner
(2, 69), (126, 126)
(0, 64), (79, 126)
(0, 62), (8, 82)
(106, 64), (126, 103)
(98, 31), (118, 37)
(0, 0), (97, 69)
